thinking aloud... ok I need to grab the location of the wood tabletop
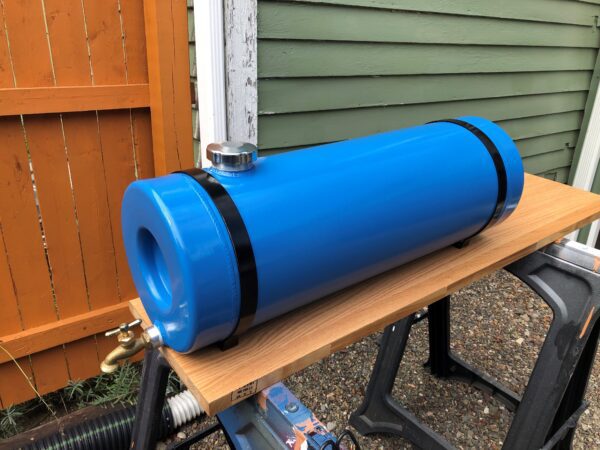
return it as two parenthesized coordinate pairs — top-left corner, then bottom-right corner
(130, 174), (600, 416)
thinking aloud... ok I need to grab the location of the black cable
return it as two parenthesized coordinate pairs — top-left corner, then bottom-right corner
(319, 438), (337, 450)
(337, 429), (361, 449)
(318, 429), (362, 450)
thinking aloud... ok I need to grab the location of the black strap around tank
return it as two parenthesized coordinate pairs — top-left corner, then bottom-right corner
(429, 119), (508, 238)
(177, 168), (258, 349)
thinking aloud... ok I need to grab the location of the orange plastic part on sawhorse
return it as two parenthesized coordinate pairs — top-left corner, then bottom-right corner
(128, 174), (600, 449)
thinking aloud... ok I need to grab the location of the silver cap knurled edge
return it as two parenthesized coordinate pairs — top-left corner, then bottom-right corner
(206, 141), (258, 172)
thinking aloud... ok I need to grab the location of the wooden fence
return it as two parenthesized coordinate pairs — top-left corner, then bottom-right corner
(0, 0), (194, 406)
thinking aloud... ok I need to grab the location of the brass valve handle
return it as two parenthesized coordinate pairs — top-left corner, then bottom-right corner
(105, 319), (142, 337)
(100, 319), (147, 374)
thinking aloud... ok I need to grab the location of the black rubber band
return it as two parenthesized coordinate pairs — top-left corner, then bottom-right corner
(429, 119), (508, 239)
(177, 168), (258, 350)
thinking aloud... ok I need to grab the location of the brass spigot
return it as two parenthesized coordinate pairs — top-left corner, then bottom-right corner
(100, 319), (152, 374)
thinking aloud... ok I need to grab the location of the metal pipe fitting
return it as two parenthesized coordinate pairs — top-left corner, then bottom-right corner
(100, 320), (163, 374)
(143, 325), (164, 348)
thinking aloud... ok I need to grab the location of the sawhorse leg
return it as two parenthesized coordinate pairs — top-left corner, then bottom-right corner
(426, 297), (521, 411)
(129, 348), (223, 450)
(503, 248), (599, 449)
(351, 241), (600, 450)
(130, 348), (171, 449)
(350, 313), (453, 449)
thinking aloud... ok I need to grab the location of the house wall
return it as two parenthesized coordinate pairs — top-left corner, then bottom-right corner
(255, 0), (600, 182)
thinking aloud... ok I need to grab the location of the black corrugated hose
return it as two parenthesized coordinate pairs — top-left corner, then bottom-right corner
(21, 403), (173, 450)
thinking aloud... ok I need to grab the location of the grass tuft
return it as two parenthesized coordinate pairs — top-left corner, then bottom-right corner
(0, 361), (183, 440)
(0, 405), (25, 439)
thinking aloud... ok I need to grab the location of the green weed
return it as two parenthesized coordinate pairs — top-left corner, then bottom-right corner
(1, 362), (183, 440)
(0, 405), (25, 439)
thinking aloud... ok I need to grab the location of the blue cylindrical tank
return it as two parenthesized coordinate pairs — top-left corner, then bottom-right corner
(121, 116), (524, 352)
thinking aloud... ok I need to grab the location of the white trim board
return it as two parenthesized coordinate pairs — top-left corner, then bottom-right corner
(566, 85), (600, 246)
(224, 0), (258, 145)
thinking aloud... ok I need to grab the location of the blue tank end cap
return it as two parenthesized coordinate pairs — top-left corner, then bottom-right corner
(456, 116), (524, 224)
(121, 174), (241, 352)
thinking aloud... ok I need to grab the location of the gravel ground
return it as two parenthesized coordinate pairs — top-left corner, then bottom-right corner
(166, 270), (600, 449)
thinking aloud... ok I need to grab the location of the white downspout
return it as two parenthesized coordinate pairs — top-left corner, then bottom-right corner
(195, 0), (227, 168)
(566, 85), (600, 245)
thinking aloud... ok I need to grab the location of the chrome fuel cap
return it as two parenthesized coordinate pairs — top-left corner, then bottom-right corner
(206, 142), (258, 172)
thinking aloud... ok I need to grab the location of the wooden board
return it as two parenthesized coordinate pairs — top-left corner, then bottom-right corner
(0, 303), (132, 364)
(130, 174), (600, 416)
(144, 0), (195, 175)
(0, 85), (150, 116)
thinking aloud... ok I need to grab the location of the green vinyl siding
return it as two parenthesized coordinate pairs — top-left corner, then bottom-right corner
(259, 92), (587, 147)
(257, 0), (600, 179)
(259, 2), (600, 48)
(259, 72), (592, 114)
(259, 42), (596, 77)
(281, 0), (600, 27)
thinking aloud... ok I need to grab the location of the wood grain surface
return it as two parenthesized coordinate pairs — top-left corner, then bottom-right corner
(144, 0), (194, 175)
(0, 303), (133, 364)
(0, 0), (191, 406)
(130, 174), (600, 415)
(0, 85), (150, 116)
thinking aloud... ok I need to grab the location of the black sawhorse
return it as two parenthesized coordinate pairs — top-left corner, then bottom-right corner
(350, 239), (600, 450)
(129, 349), (225, 450)
(129, 348), (351, 449)
(129, 239), (600, 449)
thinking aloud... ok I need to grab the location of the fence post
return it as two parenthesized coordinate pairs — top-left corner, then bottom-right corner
(144, 0), (195, 175)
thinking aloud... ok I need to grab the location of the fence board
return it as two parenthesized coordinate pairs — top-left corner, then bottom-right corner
(82, 0), (127, 83)
(0, 0), (191, 405)
(1, 0), (71, 397)
(144, 0), (195, 174)
(0, 229), (20, 332)
(3, 0), (53, 86)
(0, 223), (35, 406)
(0, 115), (69, 398)
(121, 0), (149, 84)
(131, 109), (156, 179)
(97, 111), (138, 301)
(45, 0), (90, 84)
(17, 122), (81, 311)
(120, 0), (155, 189)
(0, 6), (35, 406)
(120, 0), (155, 188)
(40, 0), (101, 383)
(84, 0), (153, 360)
(0, 303), (132, 363)
(62, 112), (120, 311)
(84, 0), (139, 303)
(62, 112), (123, 365)
(46, 0), (116, 378)
(25, 115), (100, 382)
(0, 85), (150, 116)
